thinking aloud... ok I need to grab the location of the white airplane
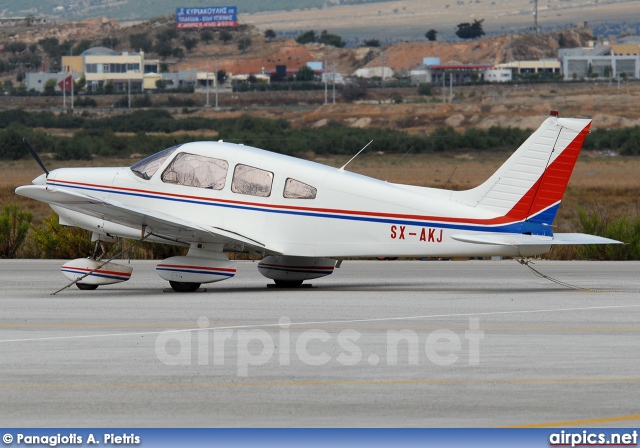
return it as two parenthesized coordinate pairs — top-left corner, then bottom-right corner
(16, 111), (620, 292)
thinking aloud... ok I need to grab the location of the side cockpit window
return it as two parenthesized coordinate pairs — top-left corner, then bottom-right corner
(284, 178), (317, 199)
(231, 164), (273, 197)
(130, 145), (179, 180)
(161, 153), (229, 190)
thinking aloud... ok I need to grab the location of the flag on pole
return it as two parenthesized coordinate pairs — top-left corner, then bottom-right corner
(57, 75), (73, 92)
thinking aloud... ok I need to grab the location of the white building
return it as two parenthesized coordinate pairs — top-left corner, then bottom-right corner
(559, 44), (639, 79)
(61, 46), (160, 92)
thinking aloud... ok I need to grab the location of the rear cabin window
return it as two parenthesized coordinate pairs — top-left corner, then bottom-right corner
(231, 164), (273, 197)
(283, 178), (317, 199)
(161, 153), (229, 190)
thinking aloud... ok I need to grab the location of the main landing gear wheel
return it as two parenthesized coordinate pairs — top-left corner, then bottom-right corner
(169, 281), (201, 292)
(76, 283), (98, 290)
(273, 279), (304, 288)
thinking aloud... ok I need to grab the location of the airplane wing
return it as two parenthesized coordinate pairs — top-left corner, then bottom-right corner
(450, 232), (622, 246)
(16, 185), (276, 253)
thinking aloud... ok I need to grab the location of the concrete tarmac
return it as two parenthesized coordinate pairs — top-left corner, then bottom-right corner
(1, 259), (639, 427)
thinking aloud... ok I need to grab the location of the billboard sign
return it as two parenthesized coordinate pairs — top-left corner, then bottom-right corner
(176, 6), (238, 28)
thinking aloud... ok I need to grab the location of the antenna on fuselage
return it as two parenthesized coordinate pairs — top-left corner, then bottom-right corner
(339, 140), (373, 172)
(392, 145), (414, 167)
(443, 166), (458, 189)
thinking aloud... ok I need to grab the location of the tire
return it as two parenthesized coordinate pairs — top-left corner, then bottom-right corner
(76, 283), (98, 290)
(273, 279), (303, 288)
(169, 281), (201, 292)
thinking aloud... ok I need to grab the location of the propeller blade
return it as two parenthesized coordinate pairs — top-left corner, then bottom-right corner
(23, 138), (49, 177)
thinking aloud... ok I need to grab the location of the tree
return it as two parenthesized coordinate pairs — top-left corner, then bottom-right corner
(156, 79), (167, 90)
(104, 81), (115, 95)
(130, 33), (153, 52)
(156, 28), (178, 41)
(296, 30), (316, 44)
(6, 41), (27, 54)
(182, 37), (198, 52)
(363, 39), (380, 47)
(43, 78), (57, 95)
(220, 30), (233, 45)
(455, 19), (485, 39)
(318, 30), (346, 48)
(38, 37), (73, 58)
(101, 36), (119, 49)
(425, 29), (438, 41)
(238, 36), (252, 51)
(295, 65), (315, 81)
(264, 29), (277, 40)
(341, 79), (368, 102)
(73, 39), (93, 55)
(154, 40), (173, 57)
(74, 75), (86, 93)
(172, 47), (185, 59)
(200, 30), (214, 43)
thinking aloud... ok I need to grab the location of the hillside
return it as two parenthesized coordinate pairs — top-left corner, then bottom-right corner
(0, 16), (593, 80)
(1, 0), (639, 41)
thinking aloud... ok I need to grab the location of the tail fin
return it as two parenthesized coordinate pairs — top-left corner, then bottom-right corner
(451, 112), (591, 226)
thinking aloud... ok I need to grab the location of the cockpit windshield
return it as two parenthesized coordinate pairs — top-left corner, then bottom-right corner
(130, 145), (180, 180)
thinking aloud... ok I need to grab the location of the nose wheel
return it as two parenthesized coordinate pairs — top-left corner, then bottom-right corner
(273, 280), (304, 288)
(169, 281), (201, 292)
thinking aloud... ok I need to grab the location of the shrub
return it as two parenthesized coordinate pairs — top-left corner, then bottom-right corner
(75, 97), (97, 108)
(28, 212), (93, 259)
(573, 209), (640, 260)
(341, 79), (368, 102)
(0, 204), (32, 258)
(417, 83), (432, 96)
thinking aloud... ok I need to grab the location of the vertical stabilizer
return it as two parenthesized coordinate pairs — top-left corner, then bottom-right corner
(451, 112), (591, 225)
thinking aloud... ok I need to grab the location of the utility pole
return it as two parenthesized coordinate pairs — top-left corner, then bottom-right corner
(324, 59), (328, 105)
(533, 0), (540, 35)
(442, 73), (445, 103)
(332, 62), (336, 105)
(243, 31), (247, 76)
(206, 60), (210, 107)
(128, 78), (131, 108)
(215, 60), (219, 110)
(449, 72), (453, 103)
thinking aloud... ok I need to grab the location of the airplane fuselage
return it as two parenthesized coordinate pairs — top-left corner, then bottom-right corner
(43, 141), (550, 259)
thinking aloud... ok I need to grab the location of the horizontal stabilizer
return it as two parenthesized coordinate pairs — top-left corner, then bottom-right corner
(451, 232), (622, 246)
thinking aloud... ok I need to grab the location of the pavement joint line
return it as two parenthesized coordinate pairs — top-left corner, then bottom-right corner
(2, 377), (640, 391)
(506, 413), (640, 428)
(2, 303), (640, 344)
(2, 323), (640, 331)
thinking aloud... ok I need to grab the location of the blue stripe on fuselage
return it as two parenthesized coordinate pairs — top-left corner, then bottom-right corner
(49, 182), (557, 235)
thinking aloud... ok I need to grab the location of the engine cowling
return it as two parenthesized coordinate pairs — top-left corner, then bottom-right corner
(61, 258), (133, 286)
(257, 255), (336, 282)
